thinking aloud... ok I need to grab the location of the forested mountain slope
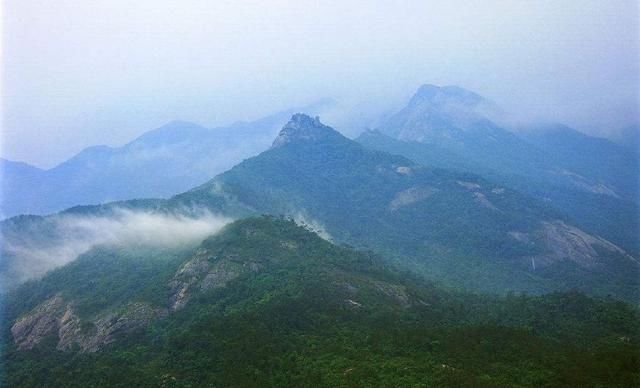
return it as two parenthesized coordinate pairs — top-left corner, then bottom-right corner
(2, 217), (638, 387)
(358, 84), (639, 253)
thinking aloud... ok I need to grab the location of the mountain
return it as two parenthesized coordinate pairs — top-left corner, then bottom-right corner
(380, 84), (505, 143)
(612, 124), (640, 151)
(518, 123), (638, 199)
(2, 216), (638, 387)
(172, 114), (639, 301)
(0, 159), (45, 217)
(0, 101), (333, 219)
(3, 114), (638, 302)
(359, 84), (639, 253)
(0, 159), (44, 181)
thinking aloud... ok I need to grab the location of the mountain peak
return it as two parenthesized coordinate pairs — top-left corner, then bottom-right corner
(377, 83), (506, 142)
(411, 84), (441, 100)
(130, 120), (209, 147)
(271, 114), (340, 148)
(409, 84), (485, 108)
(290, 113), (323, 127)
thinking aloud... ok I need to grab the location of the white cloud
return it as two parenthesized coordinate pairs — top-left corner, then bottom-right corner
(292, 212), (332, 241)
(2, 209), (232, 287)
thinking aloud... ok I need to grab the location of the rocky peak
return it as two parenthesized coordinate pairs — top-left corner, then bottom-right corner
(409, 84), (441, 102)
(271, 114), (339, 148)
(408, 84), (485, 108)
(378, 84), (504, 142)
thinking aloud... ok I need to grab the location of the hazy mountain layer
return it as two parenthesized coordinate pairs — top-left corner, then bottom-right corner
(360, 84), (639, 253)
(0, 101), (332, 219)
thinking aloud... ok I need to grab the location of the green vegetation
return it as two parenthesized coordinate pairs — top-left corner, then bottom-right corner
(3, 116), (637, 303)
(174, 123), (638, 302)
(2, 115), (638, 387)
(357, 129), (640, 256)
(2, 217), (638, 387)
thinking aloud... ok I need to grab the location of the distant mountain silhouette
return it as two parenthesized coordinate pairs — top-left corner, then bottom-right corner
(0, 100), (333, 218)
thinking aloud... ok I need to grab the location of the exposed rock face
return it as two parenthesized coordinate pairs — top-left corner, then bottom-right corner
(11, 296), (162, 352)
(11, 295), (65, 350)
(395, 166), (413, 175)
(553, 169), (620, 198)
(457, 180), (481, 190)
(336, 280), (359, 295)
(200, 261), (244, 291)
(57, 305), (82, 350)
(389, 186), (438, 211)
(168, 249), (254, 311)
(344, 299), (362, 309)
(333, 276), (412, 309)
(373, 281), (410, 308)
(511, 220), (636, 269)
(473, 192), (499, 211)
(508, 231), (531, 244)
(271, 114), (338, 148)
(537, 221), (632, 267)
(168, 251), (212, 311)
(380, 84), (503, 143)
(12, 246), (252, 353)
(408, 84), (485, 109)
(457, 181), (502, 210)
(91, 303), (160, 351)
(57, 302), (161, 352)
(279, 240), (298, 250)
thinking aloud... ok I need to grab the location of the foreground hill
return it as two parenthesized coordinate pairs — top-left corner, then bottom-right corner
(2, 217), (638, 387)
(358, 84), (639, 253)
(0, 101), (331, 219)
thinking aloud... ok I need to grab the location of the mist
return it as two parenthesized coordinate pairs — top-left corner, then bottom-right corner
(1, 209), (232, 287)
(2, 1), (638, 168)
(292, 212), (332, 242)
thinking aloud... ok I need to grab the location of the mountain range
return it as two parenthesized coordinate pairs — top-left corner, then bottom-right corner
(2, 85), (638, 386)
(3, 112), (637, 302)
(0, 100), (332, 219)
(358, 84), (639, 253)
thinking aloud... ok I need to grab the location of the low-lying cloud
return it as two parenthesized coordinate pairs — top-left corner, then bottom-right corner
(1, 209), (232, 288)
(292, 212), (332, 241)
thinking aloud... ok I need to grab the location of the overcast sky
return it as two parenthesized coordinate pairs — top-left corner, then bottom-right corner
(2, 0), (638, 168)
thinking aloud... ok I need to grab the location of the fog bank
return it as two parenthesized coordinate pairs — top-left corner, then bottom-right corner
(2, 209), (232, 287)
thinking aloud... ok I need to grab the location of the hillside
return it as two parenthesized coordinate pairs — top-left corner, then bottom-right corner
(359, 84), (639, 253)
(2, 216), (638, 387)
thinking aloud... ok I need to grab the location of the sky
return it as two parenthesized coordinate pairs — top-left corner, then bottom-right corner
(2, 0), (639, 168)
